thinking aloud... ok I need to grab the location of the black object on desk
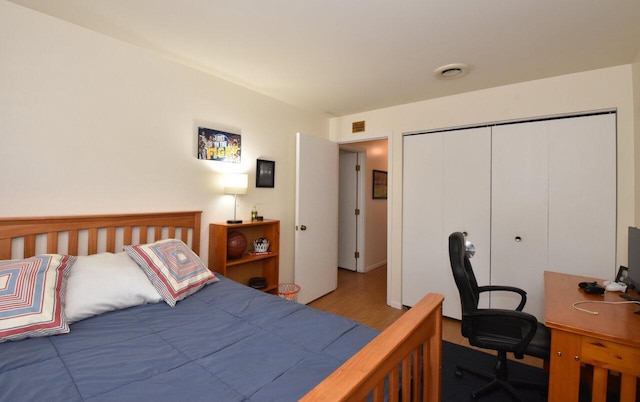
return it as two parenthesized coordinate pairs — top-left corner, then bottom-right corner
(619, 293), (640, 314)
(579, 281), (605, 294)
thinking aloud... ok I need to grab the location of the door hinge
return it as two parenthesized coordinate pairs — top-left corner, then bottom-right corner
(355, 251), (360, 259)
(355, 208), (360, 216)
(355, 164), (361, 172)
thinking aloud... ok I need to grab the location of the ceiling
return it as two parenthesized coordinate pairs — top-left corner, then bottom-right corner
(9, 0), (640, 117)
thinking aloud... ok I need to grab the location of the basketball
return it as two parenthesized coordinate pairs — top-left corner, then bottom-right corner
(227, 231), (247, 259)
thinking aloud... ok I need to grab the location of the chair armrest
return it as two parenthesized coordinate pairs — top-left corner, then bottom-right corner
(477, 285), (527, 311)
(466, 309), (538, 356)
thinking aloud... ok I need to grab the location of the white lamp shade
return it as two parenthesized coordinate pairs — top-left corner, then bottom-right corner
(224, 173), (248, 195)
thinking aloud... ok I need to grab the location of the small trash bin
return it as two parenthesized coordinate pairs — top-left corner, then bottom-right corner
(278, 283), (301, 302)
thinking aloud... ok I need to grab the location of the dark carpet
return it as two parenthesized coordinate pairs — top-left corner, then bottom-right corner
(442, 341), (548, 402)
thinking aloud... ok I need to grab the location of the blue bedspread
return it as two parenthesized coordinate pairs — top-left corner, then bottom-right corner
(0, 276), (378, 401)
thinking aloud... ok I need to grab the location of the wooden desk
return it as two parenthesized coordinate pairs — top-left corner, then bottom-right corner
(544, 271), (640, 402)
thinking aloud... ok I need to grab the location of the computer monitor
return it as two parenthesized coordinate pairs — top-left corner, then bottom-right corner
(626, 226), (640, 292)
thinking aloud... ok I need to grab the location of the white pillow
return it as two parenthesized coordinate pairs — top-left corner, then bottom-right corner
(64, 252), (162, 323)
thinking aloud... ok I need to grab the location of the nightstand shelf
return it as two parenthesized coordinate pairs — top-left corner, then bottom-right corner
(208, 219), (279, 294)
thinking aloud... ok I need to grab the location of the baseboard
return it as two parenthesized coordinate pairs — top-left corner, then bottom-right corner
(363, 260), (387, 273)
(388, 300), (403, 310)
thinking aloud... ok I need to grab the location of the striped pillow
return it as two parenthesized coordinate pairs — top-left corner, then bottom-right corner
(0, 254), (75, 343)
(124, 239), (218, 307)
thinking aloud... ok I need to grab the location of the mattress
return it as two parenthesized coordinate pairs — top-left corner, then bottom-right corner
(0, 276), (378, 401)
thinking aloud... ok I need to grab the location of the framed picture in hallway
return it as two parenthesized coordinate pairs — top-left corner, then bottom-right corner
(372, 170), (387, 199)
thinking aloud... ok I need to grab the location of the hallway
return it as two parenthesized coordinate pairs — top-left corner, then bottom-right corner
(308, 266), (404, 330)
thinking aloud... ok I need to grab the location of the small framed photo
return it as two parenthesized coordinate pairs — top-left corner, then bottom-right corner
(256, 159), (275, 188)
(372, 170), (388, 199)
(616, 266), (629, 283)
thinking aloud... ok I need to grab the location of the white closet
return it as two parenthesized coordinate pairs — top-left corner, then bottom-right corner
(402, 113), (617, 321)
(402, 127), (491, 318)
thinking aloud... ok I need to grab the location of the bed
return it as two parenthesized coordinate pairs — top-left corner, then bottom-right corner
(0, 211), (443, 401)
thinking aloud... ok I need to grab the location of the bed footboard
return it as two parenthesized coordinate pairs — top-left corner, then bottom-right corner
(301, 293), (444, 402)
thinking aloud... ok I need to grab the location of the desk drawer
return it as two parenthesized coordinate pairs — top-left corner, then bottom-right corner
(581, 336), (640, 377)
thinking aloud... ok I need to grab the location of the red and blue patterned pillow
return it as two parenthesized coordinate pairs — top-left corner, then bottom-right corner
(0, 254), (75, 342)
(124, 239), (218, 307)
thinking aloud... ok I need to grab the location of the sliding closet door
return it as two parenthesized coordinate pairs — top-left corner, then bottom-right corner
(402, 127), (490, 318)
(547, 114), (616, 279)
(491, 121), (549, 319)
(442, 128), (491, 317)
(402, 113), (616, 320)
(491, 114), (616, 320)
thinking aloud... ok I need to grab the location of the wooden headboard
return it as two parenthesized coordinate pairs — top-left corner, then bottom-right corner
(0, 211), (202, 260)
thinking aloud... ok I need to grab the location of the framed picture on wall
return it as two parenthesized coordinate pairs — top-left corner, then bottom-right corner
(372, 170), (387, 199)
(197, 127), (241, 163)
(256, 159), (275, 188)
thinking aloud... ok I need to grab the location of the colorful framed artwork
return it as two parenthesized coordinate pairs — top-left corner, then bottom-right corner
(197, 127), (241, 163)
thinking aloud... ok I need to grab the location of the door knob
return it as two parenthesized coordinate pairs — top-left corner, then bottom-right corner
(515, 236), (522, 242)
(300, 225), (307, 231)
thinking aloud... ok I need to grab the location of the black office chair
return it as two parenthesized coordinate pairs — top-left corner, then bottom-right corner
(448, 232), (550, 401)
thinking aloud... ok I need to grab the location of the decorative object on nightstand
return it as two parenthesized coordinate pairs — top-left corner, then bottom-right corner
(209, 220), (280, 294)
(227, 231), (247, 259)
(248, 277), (267, 290)
(253, 237), (270, 253)
(224, 173), (248, 224)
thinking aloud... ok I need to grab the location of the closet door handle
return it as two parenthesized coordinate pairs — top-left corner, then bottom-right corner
(515, 236), (522, 242)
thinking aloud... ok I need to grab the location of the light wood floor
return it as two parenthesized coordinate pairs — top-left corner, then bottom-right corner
(308, 265), (544, 369)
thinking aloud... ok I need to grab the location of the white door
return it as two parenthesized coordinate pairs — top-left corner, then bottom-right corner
(338, 152), (359, 271)
(547, 114), (617, 280)
(295, 133), (339, 304)
(491, 115), (617, 320)
(442, 128), (492, 315)
(491, 121), (549, 318)
(402, 127), (491, 318)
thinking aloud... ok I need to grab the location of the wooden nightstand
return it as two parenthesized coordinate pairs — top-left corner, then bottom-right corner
(208, 219), (279, 294)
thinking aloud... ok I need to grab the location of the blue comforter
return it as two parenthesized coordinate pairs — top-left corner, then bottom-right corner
(0, 276), (378, 401)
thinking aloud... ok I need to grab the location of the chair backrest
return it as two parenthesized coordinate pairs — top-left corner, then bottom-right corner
(448, 232), (480, 315)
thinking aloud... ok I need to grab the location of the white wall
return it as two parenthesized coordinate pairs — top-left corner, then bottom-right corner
(331, 65), (636, 307)
(0, 1), (330, 282)
(634, 51), (640, 222)
(362, 140), (388, 271)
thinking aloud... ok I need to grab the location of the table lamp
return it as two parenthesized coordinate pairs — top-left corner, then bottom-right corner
(224, 173), (248, 224)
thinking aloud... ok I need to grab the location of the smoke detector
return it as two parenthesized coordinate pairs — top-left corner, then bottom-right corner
(434, 63), (470, 80)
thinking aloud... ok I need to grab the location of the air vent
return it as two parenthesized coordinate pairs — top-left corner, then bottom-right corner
(352, 121), (365, 133)
(434, 63), (470, 80)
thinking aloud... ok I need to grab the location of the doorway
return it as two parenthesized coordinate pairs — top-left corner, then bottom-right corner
(338, 139), (388, 275)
